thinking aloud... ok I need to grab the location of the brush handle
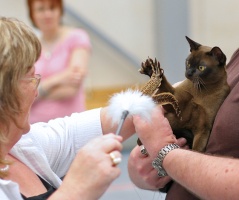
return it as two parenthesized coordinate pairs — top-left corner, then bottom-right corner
(115, 110), (129, 135)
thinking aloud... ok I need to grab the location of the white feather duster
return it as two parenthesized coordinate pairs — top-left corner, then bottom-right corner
(107, 89), (156, 135)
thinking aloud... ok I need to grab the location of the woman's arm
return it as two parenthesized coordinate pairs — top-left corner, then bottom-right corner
(38, 48), (90, 100)
(100, 107), (136, 141)
(164, 148), (239, 200)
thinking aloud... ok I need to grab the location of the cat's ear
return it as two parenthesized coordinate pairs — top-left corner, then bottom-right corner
(208, 47), (227, 66)
(185, 36), (201, 52)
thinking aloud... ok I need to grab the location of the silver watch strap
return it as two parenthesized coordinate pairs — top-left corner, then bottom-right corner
(152, 143), (180, 177)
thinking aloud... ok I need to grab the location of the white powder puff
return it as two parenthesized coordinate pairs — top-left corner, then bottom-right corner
(108, 89), (156, 125)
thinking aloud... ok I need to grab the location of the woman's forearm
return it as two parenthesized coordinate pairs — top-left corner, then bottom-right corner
(100, 107), (135, 140)
(43, 85), (81, 100)
(163, 149), (239, 200)
(38, 68), (85, 100)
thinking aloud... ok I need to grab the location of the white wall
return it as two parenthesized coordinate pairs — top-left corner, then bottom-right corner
(1, 1), (239, 88)
(66, 0), (155, 60)
(0, 0), (30, 25)
(190, 0), (239, 60)
(64, 1), (156, 89)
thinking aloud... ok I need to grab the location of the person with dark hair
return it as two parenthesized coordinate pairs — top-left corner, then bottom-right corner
(26, 0), (91, 123)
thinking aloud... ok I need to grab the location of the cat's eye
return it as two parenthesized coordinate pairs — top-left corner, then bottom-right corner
(198, 66), (206, 71)
(186, 60), (190, 67)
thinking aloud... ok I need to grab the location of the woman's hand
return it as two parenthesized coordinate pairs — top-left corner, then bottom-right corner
(128, 145), (171, 190)
(58, 67), (85, 88)
(51, 134), (123, 200)
(39, 67), (85, 100)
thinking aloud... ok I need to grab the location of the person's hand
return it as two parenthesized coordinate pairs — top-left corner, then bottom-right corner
(128, 145), (171, 190)
(54, 134), (123, 200)
(128, 137), (188, 190)
(133, 106), (177, 158)
(59, 67), (85, 87)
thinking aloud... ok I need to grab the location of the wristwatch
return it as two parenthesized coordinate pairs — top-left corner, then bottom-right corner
(152, 143), (180, 177)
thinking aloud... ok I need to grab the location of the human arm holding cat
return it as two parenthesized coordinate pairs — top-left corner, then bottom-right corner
(128, 137), (187, 190)
(129, 106), (239, 200)
(128, 80), (188, 190)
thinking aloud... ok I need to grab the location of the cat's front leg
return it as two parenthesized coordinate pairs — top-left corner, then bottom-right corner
(153, 92), (182, 118)
(192, 130), (210, 152)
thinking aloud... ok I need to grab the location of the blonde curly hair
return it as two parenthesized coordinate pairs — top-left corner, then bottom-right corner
(0, 17), (41, 178)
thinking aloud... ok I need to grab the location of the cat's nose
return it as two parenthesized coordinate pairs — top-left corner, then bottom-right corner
(185, 69), (195, 78)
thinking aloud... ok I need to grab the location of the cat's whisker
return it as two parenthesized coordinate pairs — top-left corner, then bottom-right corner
(198, 78), (203, 92)
(193, 81), (197, 95)
(198, 78), (202, 91)
(197, 81), (201, 94)
(192, 79), (197, 89)
(193, 77), (200, 96)
(199, 77), (205, 86)
(199, 78), (209, 92)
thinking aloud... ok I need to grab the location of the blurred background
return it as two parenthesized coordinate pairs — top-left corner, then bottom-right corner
(1, 1), (239, 199)
(3, 0), (239, 150)
(2, 1), (239, 107)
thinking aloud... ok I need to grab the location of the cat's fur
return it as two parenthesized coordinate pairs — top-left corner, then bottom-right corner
(139, 36), (230, 152)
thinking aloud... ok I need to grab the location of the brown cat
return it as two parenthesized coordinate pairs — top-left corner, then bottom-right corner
(138, 36), (230, 152)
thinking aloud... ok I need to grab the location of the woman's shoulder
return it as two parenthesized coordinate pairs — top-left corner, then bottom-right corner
(60, 26), (91, 48)
(62, 26), (89, 40)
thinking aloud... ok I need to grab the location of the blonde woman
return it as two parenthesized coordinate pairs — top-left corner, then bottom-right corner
(0, 17), (134, 200)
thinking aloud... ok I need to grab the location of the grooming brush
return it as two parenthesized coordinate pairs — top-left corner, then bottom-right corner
(108, 89), (157, 135)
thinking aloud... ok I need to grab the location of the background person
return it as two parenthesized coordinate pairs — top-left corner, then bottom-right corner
(26, 0), (91, 123)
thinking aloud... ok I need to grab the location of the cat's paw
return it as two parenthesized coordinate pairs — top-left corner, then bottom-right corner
(139, 57), (154, 77)
(139, 57), (162, 78)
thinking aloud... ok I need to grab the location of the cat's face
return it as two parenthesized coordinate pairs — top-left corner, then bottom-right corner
(185, 36), (226, 85)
